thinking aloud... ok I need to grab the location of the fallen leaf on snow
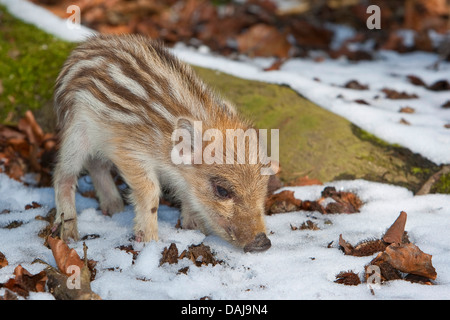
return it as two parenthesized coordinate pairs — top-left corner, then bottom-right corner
(354, 99), (370, 105)
(263, 59), (286, 71)
(335, 271), (361, 286)
(381, 243), (437, 280)
(399, 106), (415, 113)
(0, 265), (47, 298)
(290, 220), (319, 231)
(236, 23), (291, 58)
(265, 190), (302, 215)
(159, 243), (179, 266)
(407, 75), (427, 87)
(266, 186), (362, 215)
(319, 186), (363, 214)
(442, 100), (450, 108)
(45, 237), (100, 300)
(428, 79), (450, 91)
(47, 236), (84, 276)
(339, 235), (388, 257)
(344, 80), (368, 90)
(382, 88), (418, 99)
(338, 211), (437, 286)
(399, 118), (411, 125)
(0, 251), (8, 269)
(382, 211), (407, 245)
(25, 201), (42, 210)
(180, 243), (222, 267)
(160, 243), (222, 268)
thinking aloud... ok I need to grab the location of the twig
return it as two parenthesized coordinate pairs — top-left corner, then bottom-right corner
(83, 242), (88, 266)
(60, 212), (65, 240)
(416, 165), (450, 195)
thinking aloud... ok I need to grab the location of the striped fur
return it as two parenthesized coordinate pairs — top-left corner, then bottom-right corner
(53, 34), (270, 250)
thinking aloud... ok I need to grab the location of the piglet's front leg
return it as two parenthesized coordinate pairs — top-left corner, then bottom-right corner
(113, 154), (160, 242)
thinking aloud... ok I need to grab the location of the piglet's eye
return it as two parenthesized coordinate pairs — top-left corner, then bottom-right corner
(213, 184), (232, 199)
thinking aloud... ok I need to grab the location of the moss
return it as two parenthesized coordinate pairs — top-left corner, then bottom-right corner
(431, 173), (450, 194)
(410, 167), (431, 176)
(351, 125), (402, 149)
(0, 5), (76, 131)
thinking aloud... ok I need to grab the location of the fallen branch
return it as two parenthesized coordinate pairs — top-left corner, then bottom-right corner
(416, 165), (450, 195)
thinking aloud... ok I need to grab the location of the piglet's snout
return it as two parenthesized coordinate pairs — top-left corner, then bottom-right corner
(243, 233), (271, 253)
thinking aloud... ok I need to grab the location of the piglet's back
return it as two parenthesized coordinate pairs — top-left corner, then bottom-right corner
(53, 34), (239, 136)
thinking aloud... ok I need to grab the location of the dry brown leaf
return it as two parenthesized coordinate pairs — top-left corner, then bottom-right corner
(116, 244), (139, 262)
(159, 243), (179, 266)
(1, 265), (47, 297)
(382, 88), (418, 99)
(399, 106), (415, 114)
(17, 110), (44, 145)
(47, 236), (84, 276)
(338, 234), (354, 255)
(265, 190), (302, 215)
(266, 186), (362, 215)
(407, 75), (427, 87)
(263, 59), (286, 71)
(335, 271), (361, 286)
(383, 211), (407, 244)
(320, 187), (363, 214)
(404, 274), (434, 285)
(354, 99), (370, 105)
(0, 125), (26, 140)
(299, 220), (319, 230)
(344, 80), (368, 90)
(160, 243), (222, 268)
(0, 289), (18, 300)
(383, 243), (437, 280)
(0, 111), (57, 186)
(25, 201), (42, 210)
(428, 80), (450, 91)
(366, 252), (402, 282)
(0, 251), (8, 269)
(442, 101), (450, 109)
(45, 265), (101, 300)
(45, 237), (100, 299)
(181, 243), (222, 267)
(236, 23), (291, 58)
(289, 20), (332, 50)
(339, 234), (387, 257)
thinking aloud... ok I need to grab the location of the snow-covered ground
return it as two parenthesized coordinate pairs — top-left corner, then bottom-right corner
(1, 174), (449, 300)
(0, 0), (449, 300)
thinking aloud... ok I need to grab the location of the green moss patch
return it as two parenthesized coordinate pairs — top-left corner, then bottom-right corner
(432, 172), (450, 194)
(0, 5), (75, 131)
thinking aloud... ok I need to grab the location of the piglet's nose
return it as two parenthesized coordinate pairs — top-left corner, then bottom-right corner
(243, 233), (271, 253)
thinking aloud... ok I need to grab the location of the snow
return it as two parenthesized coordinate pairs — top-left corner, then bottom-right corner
(0, 0), (449, 300)
(1, 174), (450, 300)
(0, 0), (96, 42)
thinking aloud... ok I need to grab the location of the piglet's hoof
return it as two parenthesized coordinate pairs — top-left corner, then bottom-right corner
(134, 230), (145, 243)
(51, 217), (79, 241)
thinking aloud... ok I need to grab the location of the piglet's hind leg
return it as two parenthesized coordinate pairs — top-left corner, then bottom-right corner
(84, 157), (124, 216)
